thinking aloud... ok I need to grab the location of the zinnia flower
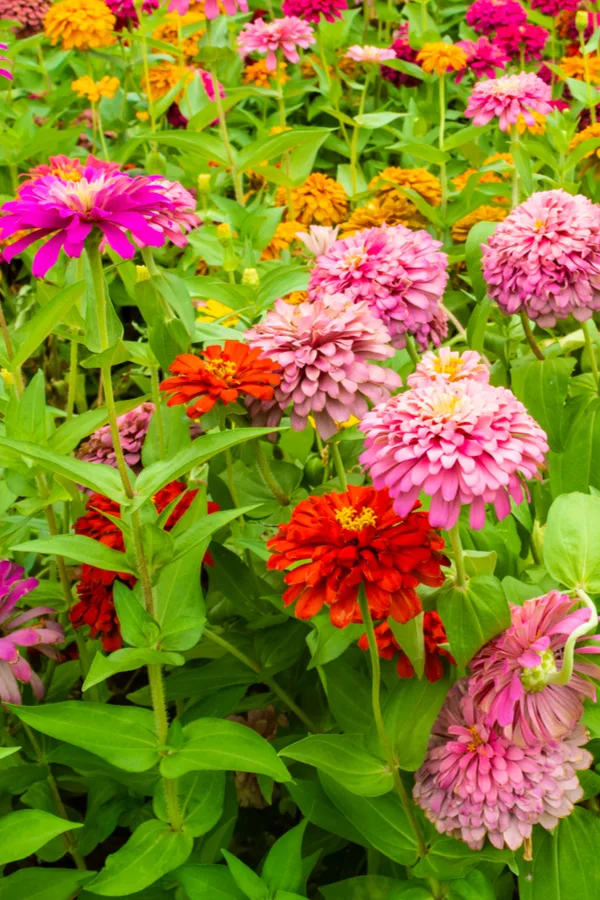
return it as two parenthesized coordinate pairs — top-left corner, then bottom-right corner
(451, 205), (508, 242)
(160, 341), (282, 419)
(532, 0), (578, 15)
(282, 0), (347, 24)
(274, 172), (349, 226)
(169, 0), (247, 17)
(0, 0), (51, 37)
(359, 380), (548, 531)
(243, 59), (288, 88)
(414, 681), (592, 852)
(482, 189), (600, 327)
(341, 195), (425, 235)
(465, 0), (527, 34)
(76, 402), (154, 468)
(308, 223), (449, 351)
(468, 591), (600, 747)
(369, 167), (442, 207)
(560, 54), (600, 84)
(452, 152), (513, 192)
(72, 75), (120, 103)
(196, 298), (239, 326)
(495, 24), (549, 63)
(345, 45), (396, 63)
(456, 37), (509, 81)
(569, 122), (600, 163)
(245, 293), (401, 441)
(407, 348), (489, 389)
(152, 10), (206, 58)
(22, 153), (119, 185)
(44, 0), (116, 50)
(416, 42), (468, 76)
(296, 224), (339, 256)
(380, 24), (420, 87)
(106, 0), (158, 29)
(465, 72), (553, 132)
(267, 486), (447, 627)
(237, 17), (316, 71)
(358, 612), (454, 682)
(261, 220), (303, 261)
(0, 43), (11, 82)
(0, 561), (63, 704)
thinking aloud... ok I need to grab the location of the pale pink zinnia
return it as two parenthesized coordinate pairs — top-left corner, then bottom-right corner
(413, 681), (592, 852)
(407, 348), (490, 389)
(345, 45), (396, 63)
(297, 224), (339, 257)
(245, 293), (401, 441)
(359, 380), (548, 530)
(76, 402), (154, 469)
(482, 190), (600, 327)
(237, 17), (316, 71)
(469, 591), (600, 748)
(169, 0), (247, 18)
(308, 224), (449, 351)
(465, 72), (552, 132)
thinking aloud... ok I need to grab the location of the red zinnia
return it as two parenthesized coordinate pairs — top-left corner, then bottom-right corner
(160, 341), (282, 419)
(358, 612), (455, 683)
(267, 486), (448, 628)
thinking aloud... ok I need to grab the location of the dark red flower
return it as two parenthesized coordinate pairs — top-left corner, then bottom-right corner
(358, 612), (455, 683)
(71, 580), (122, 652)
(267, 485), (448, 628)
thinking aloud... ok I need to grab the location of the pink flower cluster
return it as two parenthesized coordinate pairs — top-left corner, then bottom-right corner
(282, 0), (347, 24)
(237, 16), (316, 70)
(466, 0), (527, 35)
(465, 72), (553, 131)
(495, 23), (549, 63)
(76, 402), (154, 469)
(456, 37), (509, 82)
(169, 0), (247, 17)
(106, 0), (158, 30)
(531, 0), (578, 14)
(381, 23), (420, 88)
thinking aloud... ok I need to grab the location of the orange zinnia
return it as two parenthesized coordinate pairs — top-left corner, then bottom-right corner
(160, 341), (282, 419)
(358, 612), (454, 683)
(267, 485), (448, 628)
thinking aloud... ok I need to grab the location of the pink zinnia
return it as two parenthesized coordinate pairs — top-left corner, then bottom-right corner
(381, 24), (420, 88)
(456, 37), (509, 82)
(237, 16), (316, 71)
(169, 0), (247, 18)
(77, 402), (154, 469)
(465, 0), (527, 34)
(482, 190), (600, 327)
(469, 591), (600, 747)
(345, 45), (396, 63)
(532, 0), (578, 14)
(407, 348), (489, 389)
(465, 72), (552, 132)
(106, 0), (158, 29)
(282, 0), (347, 24)
(0, 42), (11, 82)
(359, 380), (548, 531)
(245, 293), (401, 441)
(495, 23), (549, 63)
(414, 681), (592, 852)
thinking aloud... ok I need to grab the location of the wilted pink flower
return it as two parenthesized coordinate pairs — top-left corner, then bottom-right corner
(469, 591), (600, 747)
(482, 190), (600, 327)
(381, 24), (420, 88)
(359, 380), (548, 530)
(245, 293), (401, 440)
(465, 0), (527, 34)
(0, 0), (51, 36)
(151, 179), (199, 248)
(465, 72), (552, 131)
(407, 348), (490, 388)
(170, 0), (247, 17)
(282, 0), (346, 24)
(106, 0), (158, 30)
(308, 224), (449, 351)
(414, 681), (592, 851)
(496, 23), (549, 62)
(345, 45), (396, 63)
(237, 17), (316, 71)
(297, 224), (339, 256)
(0, 561), (63, 704)
(456, 37), (509, 82)
(532, 0), (577, 14)
(77, 402), (154, 468)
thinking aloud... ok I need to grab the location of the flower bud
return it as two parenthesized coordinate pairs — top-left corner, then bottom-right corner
(0, 368), (14, 388)
(197, 173), (211, 194)
(241, 267), (259, 288)
(576, 10), (589, 32)
(136, 265), (150, 282)
(217, 222), (232, 245)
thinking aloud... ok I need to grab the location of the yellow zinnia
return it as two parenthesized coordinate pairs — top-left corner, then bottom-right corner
(72, 75), (120, 103)
(244, 59), (289, 89)
(261, 221), (303, 261)
(417, 42), (468, 75)
(560, 54), (600, 83)
(142, 62), (193, 102)
(369, 166), (442, 207)
(569, 122), (600, 162)
(196, 299), (239, 327)
(451, 206), (508, 243)
(516, 111), (546, 136)
(152, 10), (206, 60)
(44, 0), (116, 50)
(274, 172), (349, 226)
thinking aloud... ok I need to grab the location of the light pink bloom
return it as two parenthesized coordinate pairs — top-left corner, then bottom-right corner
(169, 0), (247, 17)
(414, 680), (592, 851)
(77, 402), (154, 469)
(465, 71), (552, 131)
(469, 591), (600, 747)
(359, 380), (548, 530)
(345, 45), (396, 63)
(482, 190), (600, 327)
(407, 348), (490, 389)
(237, 16), (316, 71)
(245, 293), (401, 441)
(151, 178), (199, 248)
(308, 224), (449, 351)
(297, 224), (339, 256)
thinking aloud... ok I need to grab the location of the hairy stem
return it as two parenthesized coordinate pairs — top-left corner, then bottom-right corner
(448, 522), (467, 589)
(253, 440), (289, 505)
(520, 312), (545, 361)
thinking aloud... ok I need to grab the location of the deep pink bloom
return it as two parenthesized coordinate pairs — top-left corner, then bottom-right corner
(495, 23), (549, 63)
(465, 0), (527, 34)
(308, 224), (449, 351)
(237, 16), (316, 70)
(106, 0), (158, 29)
(469, 592), (600, 747)
(170, 0), (247, 17)
(482, 190), (600, 327)
(0, 561), (63, 704)
(465, 72), (553, 131)
(381, 23), (420, 88)
(245, 293), (401, 441)
(359, 380), (548, 531)
(345, 45), (396, 63)
(456, 37), (509, 82)
(22, 154), (121, 186)
(407, 348), (490, 389)
(0, 42), (11, 81)
(532, 0), (577, 14)
(282, 0), (346, 24)
(414, 681), (592, 851)
(76, 402), (154, 468)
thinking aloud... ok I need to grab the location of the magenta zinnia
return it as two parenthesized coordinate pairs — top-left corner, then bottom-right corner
(495, 23), (549, 63)
(237, 16), (316, 70)
(170, 0), (247, 16)
(456, 37), (509, 82)
(359, 380), (548, 530)
(465, 72), (552, 132)
(105, 0), (158, 29)
(465, 0), (527, 34)
(282, 0), (347, 24)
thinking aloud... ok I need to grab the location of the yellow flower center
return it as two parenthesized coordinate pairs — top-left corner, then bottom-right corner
(431, 394), (462, 418)
(342, 249), (366, 269)
(202, 358), (237, 380)
(335, 507), (377, 531)
(467, 726), (484, 752)
(433, 357), (465, 378)
(535, 218), (545, 230)
(51, 167), (82, 182)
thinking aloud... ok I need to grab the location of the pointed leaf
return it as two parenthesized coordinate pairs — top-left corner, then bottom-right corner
(11, 281), (85, 369)
(0, 869), (92, 900)
(281, 735), (393, 797)
(12, 535), (136, 575)
(83, 648), (184, 691)
(175, 865), (246, 900)
(223, 850), (269, 900)
(0, 810), (82, 865)
(262, 820), (307, 893)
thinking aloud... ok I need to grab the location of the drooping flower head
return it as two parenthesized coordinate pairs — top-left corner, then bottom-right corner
(482, 189), (600, 327)
(267, 487), (447, 627)
(495, 24), (549, 63)
(469, 591), (600, 747)
(160, 341), (282, 419)
(245, 293), (401, 440)
(308, 224), (449, 351)
(359, 380), (548, 531)
(106, 0), (158, 29)
(238, 17), (316, 71)
(465, 0), (527, 34)
(0, 561), (63, 704)
(456, 37), (509, 82)
(407, 348), (490, 389)
(274, 173), (349, 226)
(76, 402), (154, 469)
(465, 72), (553, 132)
(0, 0), (51, 37)
(44, 0), (116, 50)
(414, 681), (592, 851)
(358, 612), (454, 682)
(345, 45), (396, 63)
(282, 0), (347, 24)
(416, 42), (468, 76)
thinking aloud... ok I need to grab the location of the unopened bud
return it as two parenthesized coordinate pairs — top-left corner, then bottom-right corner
(241, 267), (259, 288)
(217, 222), (232, 244)
(197, 173), (211, 193)
(576, 10), (589, 32)
(0, 368), (13, 388)
(136, 265), (150, 282)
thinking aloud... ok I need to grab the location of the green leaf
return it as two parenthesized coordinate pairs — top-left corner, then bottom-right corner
(388, 613), (425, 680)
(354, 112), (404, 128)
(0, 746), (20, 760)
(544, 492), (600, 592)
(511, 139), (533, 196)
(48, 396), (152, 455)
(12, 535), (136, 574)
(389, 141), (449, 165)
(511, 358), (575, 451)
(306, 616), (363, 669)
(154, 770), (225, 837)
(320, 877), (431, 900)
(237, 128), (329, 173)
(172, 506), (257, 560)
(11, 281), (85, 370)
(466, 297), (493, 356)
(379, 676), (450, 771)
(287, 778), (370, 847)
(160, 718), (292, 782)
(155, 552), (206, 651)
(443, 125), (490, 151)
(414, 836), (514, 880)
(465, 221), (498, 301)
(321, 657), (373, 734)
(86, 819), (193, 896)
(437, 574), (510, 669)
(113, 581), (160, 649)
(5, 370), (47, 444)
(139, 131), (231, 166)
(175, 865), (246, 900)
(281, 735), (393, 797)
(549, 395), (600, 496)
(519, 808), (600, 900)
(83, 648), (184, 691)
(223, 850), (269, 900)
(261, 821), (307, 894)
(12, 702), (159, 772)
(0, 810), (82, 865)
(0, 869), (91, 900)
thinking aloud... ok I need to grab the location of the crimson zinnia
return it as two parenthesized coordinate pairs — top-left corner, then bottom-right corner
(358, 612), (454, 682)
(267, 486), (447, 627)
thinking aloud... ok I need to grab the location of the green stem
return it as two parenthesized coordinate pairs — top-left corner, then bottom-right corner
(520, 312), (545, 361)
(150, 368), (166, 460)
(0, 299), (24, 397)
(448, 522), (467, 589)
(406, 335), (420, 369)
(580, 37), (597, 125)
(66, 335), (78, 421)
(274, 52), (293, 219)
(583, 319), (600, 390)
(350, 72), (370, 198)
(95, 103), (110, 161)
(138, 6), (157, 132)
(548, 589), (598, 686)
(438, 74), (447, 221)
(510, 126), (520, 208)
(330, 441), (348, 491)
(209, 62), (244, 206)
(141, 245), (160, 277)
(147, 664), (184, 830)
(254, 440), (289, 505)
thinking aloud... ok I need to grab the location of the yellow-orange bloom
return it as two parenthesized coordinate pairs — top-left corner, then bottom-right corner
(283, 290), (308, 305)
(369, 166), (442, 207)
(136, 110), (150, 122)
(244, 59), (289, 89)
(261, 221), (303, 261)
(341, 194), (426, 236)
(569, 122), (600, 162)
(275, 172), (349, 226)
(560, 54), (600, 83)
(152, 11), (205, 60)
(71, 75), (120, 103)
(417, 42), (468, 75)
(196, 298), (239, 326)
(44, 0), (115, 50)
(452, 153), (513, 192)
(451, 206), (508, 243)
(516, 110), (546, 136)
(143, 62), (192, 102)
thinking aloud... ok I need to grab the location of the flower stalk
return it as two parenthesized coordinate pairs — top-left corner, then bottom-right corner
(547, 588), (599, 687)
(448, 522), (467, 589)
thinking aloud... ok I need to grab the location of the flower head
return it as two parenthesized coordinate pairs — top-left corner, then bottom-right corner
(451, 205), (509, 242)
(267, 487), (447, 627)
(44, 0), (116, 50)
(296, 224), (339, 256)
(465, 72), (552, 131)
(465, 0), (527, 34)
(245, 293), (401, 440)
(72, 75), (120, 103)
(359, 612), (454, 682)
(560, 54), (600, 84)
(169, 0), (247, 17)
(243, 59), (288, 88)
(532, 0), (578, 15)
(76, 402), (154, 468)
(569, 122), (600, 163)
(196, 298), (239, 326)
(160, 341), (282, 419)
(106, 0), (158, 29)
(275, 172), (349, 226)
(152, 9), (206, 58)
(495, 24), (549, 62)
(345, 45), (396, 63)
(369, 167), (442, 207)
(416, 42), (468, 76)
(282, 0), (346, 24)
(482, 189), (600, 327)
(359, 380), (548, 531)
(381, 24), (420, 87)
(456, 37), (509, 81)
(407, 348), (489, 389)
(261, 220), (302, 260)
(0, 0), (51, 36)
(341, 195), (426, 235)
(22, 153), (119, 185)
(238, 16), (315, 71)
(308, 224), (449, 351)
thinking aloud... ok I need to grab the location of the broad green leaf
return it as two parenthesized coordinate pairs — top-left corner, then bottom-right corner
(287, 778), (369, 847)
(49, 396), (152, 455)
(175, 865), (245, 900)
(0, 746), (20, 760)
(11, 281), (85, 370)
(444, 124), (490, 151)
(0, 810), (82, 865)
(0, 868), (92, 900)
(321, 657), (374, 734)
(237, 128), (329, 172)
(86, 819), (193, 896)
(466, 297), (493, 355)
(437, 574), (510, 669)
(519, 808), (600, 900)
(389, 141), (449, 165)
(448, 871), (496, 900)
(388, 613), (425, 680)
(354, 112), (404, 128)
(12, 702), (159, 772)
(549, 395), (600, 496)
(413, 836), (514, 880)
(223, 851), (269, 900)
(465, 221), (498, 301)
(306, 616), (363, 669)
(544, 493), (600, 592)
(4, 370), (47, 444)
(12, 535), (136, 575)
(155, 552), (206, 651)
(83, 648), (184, 691)
(138, 131), (231, 166)
(281, 735), (393, 797)
(320, 877), (431, 900)
(379, 676), (450, 771)
(511, 358), (575, 451)
(154, 770), (225, 837)
(113, 581), (160, 649)
(172, 506), (257, 560)
(261, 820), (307, 894)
